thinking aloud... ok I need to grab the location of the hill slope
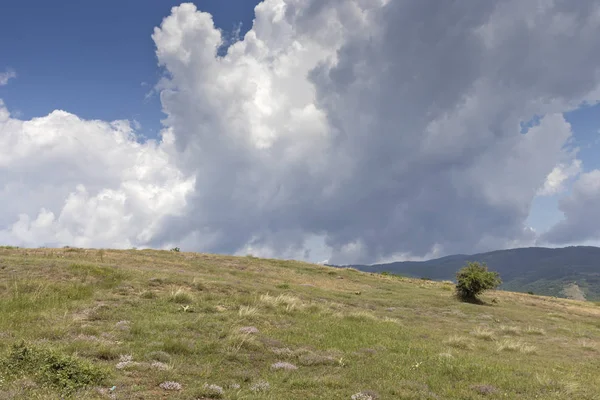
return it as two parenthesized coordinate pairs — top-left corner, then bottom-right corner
(0, 247), (599, 399)
(340, 246), (600, 301)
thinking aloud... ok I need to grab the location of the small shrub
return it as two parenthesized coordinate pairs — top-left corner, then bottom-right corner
(115, 320), (131, 331)
(271, 361), (298, 371)
(270, 347), (295, 356)
(151, 361), (171, 370)
(455, 262), (501, 302)
(1, 342), (107, 394)
(159, 381), (182, 390)
(200, 383), (224, 398)
(250, 380), (270, 392)
(352, 391), (379, 400)
(170, 247), (180, 252)
(239, 326), (259, 334)
(115, 354), (136, 370)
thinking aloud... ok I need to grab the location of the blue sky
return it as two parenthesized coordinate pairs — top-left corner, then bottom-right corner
(0, 0), (260, 138)
(567, 104), (600, 171)
(1, 1), (600, 262)
(526, 104), (600, 234)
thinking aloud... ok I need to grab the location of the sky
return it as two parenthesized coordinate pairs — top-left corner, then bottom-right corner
(0, 0), (259, 138)
(1, 0), (600, 265)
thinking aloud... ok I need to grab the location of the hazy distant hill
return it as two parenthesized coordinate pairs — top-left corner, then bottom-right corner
(336, 246), (600, 300)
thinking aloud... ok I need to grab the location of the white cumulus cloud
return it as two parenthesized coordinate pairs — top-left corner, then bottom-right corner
(0, 101), (194, 249)
(538, 159), (583, 196)
(0, 69), (16, 86)
(147, 1), (600, 264)
(541, 170), (600, 244)
(2, 0), (600, 264)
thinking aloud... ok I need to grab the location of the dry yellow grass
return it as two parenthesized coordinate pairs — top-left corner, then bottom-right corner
(524, 326), (546, 335)
(578, 339), (598, 351)
(444, 335), (474, 350)
(470, 326), (496, 341)
(496, 339), (537, 354)
(238, 305), (259, 317)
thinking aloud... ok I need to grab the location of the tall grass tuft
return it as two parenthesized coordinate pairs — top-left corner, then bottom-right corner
(169, 288), (194, 304)
(470, 326), (496, 341)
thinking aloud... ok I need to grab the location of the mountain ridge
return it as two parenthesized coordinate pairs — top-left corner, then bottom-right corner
(332, 246), (600, 300)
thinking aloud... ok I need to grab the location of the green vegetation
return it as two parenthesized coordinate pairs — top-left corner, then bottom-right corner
(0, 247), (599, 399)
(455, 262), (502, 302)
(1, 342), (107, 394)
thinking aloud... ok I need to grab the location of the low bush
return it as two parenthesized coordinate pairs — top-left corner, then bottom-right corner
(455, 262), (501, 302)
(1, 342), (107, 394)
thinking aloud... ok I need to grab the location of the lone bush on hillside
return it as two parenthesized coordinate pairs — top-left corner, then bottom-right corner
(455, 262), (501, 302)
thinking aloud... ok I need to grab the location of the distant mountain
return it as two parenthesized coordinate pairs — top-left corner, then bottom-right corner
(333, 246), (600, 301)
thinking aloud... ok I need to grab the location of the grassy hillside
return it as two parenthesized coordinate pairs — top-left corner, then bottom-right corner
(1, 247), (599, 399)
(342, 246), (600, 300)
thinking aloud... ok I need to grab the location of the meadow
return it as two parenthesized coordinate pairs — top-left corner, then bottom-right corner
(0, 246), (599, 399)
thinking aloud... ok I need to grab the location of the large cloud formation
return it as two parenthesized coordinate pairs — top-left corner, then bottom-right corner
(541, 170), (600, 245)
(0, 102), (194, 249)
(2, 0), (600, 264)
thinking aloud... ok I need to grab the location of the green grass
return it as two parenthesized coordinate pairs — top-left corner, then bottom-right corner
(0, 247), (599, 399)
